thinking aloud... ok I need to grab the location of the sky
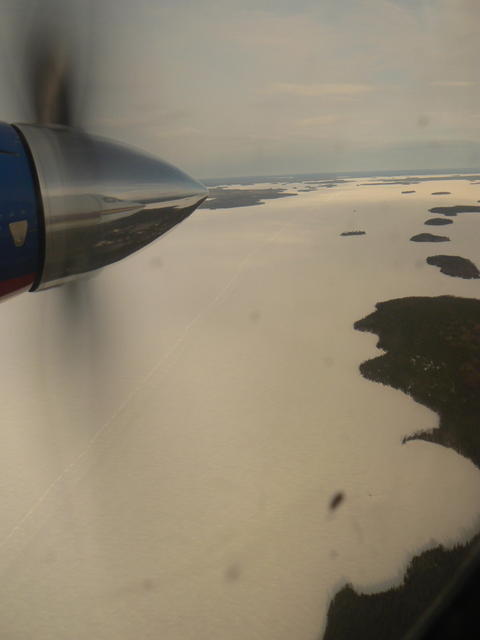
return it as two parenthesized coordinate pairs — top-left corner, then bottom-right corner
(1, 0), (480, 178)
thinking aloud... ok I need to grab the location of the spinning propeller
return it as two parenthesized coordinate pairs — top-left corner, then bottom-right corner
(0, 1), (208, 300)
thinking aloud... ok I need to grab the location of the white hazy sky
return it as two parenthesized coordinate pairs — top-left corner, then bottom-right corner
(1, 0), (480, 178)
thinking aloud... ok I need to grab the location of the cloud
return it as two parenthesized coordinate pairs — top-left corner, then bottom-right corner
(430, 81), (477, 88)
(33, 0), (477, 177)
(295, 115), (342, 127)
(152, 126), (205, 139)
(93, 109), (191, 129)
(267, 83), (374, 97)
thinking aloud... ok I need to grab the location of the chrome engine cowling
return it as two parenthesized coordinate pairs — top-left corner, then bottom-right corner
(0, 121), (207, 298)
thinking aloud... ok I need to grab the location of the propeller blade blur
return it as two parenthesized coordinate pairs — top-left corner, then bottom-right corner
(25, 1), (76, 126)
(0, 0), (207, 302)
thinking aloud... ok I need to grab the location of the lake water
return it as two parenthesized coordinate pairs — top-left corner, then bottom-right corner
(0, 176), (479, 639)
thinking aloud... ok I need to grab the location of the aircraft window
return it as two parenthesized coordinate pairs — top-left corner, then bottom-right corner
(0, 1), (478, 639)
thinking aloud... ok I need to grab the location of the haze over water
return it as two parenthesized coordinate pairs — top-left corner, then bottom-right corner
(0, 176), (479, 638)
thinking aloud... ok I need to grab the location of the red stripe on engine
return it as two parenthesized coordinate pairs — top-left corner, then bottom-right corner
(0, 273), (36, 300)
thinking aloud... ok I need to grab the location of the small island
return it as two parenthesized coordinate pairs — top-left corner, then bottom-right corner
(426, 255), (480, 279)
(359, 175), (480, 187)
(431, 191), (451, 195)
(410, 233), (449, 242)
(429, 205), (480, 216)
(424, 218), (453, 226)
(401, 190), (416, 194)
(340, 231), (366, 237)
(361, 181), (415, 186)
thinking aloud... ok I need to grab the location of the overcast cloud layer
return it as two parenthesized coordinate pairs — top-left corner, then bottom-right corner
(1, 0), (479, 178)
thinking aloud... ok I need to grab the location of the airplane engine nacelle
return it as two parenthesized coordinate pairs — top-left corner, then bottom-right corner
(0, 121), (207, 300)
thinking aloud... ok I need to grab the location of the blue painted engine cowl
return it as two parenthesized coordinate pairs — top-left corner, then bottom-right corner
(0, 122), (41, 299)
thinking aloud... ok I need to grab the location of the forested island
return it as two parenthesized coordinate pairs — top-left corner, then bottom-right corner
(324, 534), (480, 640)
(340, 231), (366, 237)
(429, 205), (480, 216)
(424, 218), (453, 226)
(324, 295), (480, 639)
(200, 187), (297, 209)
(427, 255), (480, 279)
(410, 233), (449, 242)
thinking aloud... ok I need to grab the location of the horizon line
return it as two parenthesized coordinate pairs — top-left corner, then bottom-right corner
(201, 167), (480, 184)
